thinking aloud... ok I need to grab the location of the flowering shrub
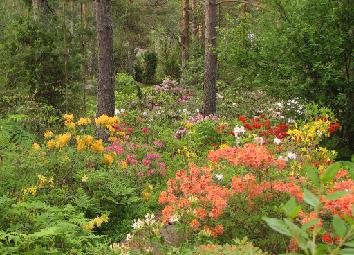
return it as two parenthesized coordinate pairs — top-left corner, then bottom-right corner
(264, 163), (354, 255)
(159, 164), (230, 237)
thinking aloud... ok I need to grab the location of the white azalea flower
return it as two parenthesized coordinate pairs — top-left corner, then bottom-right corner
(233, 125), (245, 137)
(132, 219), (144, 230)
(274, 138), (282, 145)
(169, 215), (180, 223)
(254, 136), (264, 145)
(214, 174), (224, 180)
(287, 152), (297, 160)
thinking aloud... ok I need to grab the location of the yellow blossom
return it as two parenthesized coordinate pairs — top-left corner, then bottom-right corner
(82, 175), (89, 183)
(76, 136), (86, 151)
(56, 133), (71, 148)
(63, 114), (74, 122)
(44, 131), (54, 139)
(185, 122), (193, 129)
(91, 139), (104, 153)
(95, 114), (120, 126)
(77, 117), (91, 126)
(47, 139), (56, 149)
(120, 160), (128, 169)
(103, 153), (114, 165)
(23, 186), (37, 196)
(108, 136), (118, 142)
(83, 213), (109, 231)
(32, 143), (40, 150)
(83, 135), (94, 144)
(106, 125), (116, 133)
(37, 175), (47, 188)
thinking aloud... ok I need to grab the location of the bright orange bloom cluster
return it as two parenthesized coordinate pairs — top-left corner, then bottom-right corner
(209, 143), (284, 170)
(159, 164), (230, 236)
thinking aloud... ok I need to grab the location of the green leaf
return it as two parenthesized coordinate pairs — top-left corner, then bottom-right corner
(338, 248), (354, 255)
(325, 191), (349, 200)
(283, 197), (301, 219)
(344, 241), (354, 247)
(263, 217), (290, 236)
(322, 162), (341, 183)
(306, 164), (320, 188)
(304, 188), (320, 208)
(333, 215), (347, 239)
(301, 218), (320, 231)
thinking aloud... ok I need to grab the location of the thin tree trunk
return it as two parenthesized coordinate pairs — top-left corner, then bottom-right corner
(63, 1), (69, 113)
(81, 2), (88, 114)
(89, 1), (98, 78)
(96, 0), (115, 119)
(203, 0), (217, 115)
(32, 0), (50, 17)
(181, 0), (190, 69)
(191, 0), (199, 38)
(70, 0), (75, 34)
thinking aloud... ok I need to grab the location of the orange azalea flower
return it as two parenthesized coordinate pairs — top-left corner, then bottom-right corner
(190, 219), (200, 229)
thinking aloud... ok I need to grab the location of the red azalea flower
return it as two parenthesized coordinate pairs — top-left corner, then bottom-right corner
(322, 233), (333, 244)
(260, 113), (265, 118)
(239, 115), (247, 122)
(141, 127), (150, 134)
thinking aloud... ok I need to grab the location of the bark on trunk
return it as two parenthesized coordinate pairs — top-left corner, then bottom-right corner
(203, 0), (217, 115)
(191, 0), (198, 37)
(32, 0), (50, 17)
(181, 0), (190, 69)
(96, 0), (115, 118)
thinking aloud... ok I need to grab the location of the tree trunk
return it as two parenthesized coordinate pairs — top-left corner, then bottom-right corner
(191, 0), (198, 38)
(181, 0), (190, 69)
(89, 1), (98, 78)
(69, 0), (75, 34)
(96, 0), (115, 119)
(32, 0), (50, 17)
(203, 0), (217, 115)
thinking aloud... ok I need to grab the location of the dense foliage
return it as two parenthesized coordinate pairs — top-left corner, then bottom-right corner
(0, 0), (353, 254)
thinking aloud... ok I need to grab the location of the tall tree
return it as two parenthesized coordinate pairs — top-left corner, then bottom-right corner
(181, 0), (190, 69)
(203, 0), (217, 115)
(32, 0), (50, 16)
(96, 0), (115, 118)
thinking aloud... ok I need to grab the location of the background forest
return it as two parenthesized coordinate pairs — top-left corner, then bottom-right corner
(0, 0), (353, 254)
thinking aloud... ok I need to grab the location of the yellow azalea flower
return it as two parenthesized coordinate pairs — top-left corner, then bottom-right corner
(37, 175), (47, 188)
(82, 175), (89, 183)
(32, 143), (40, 150)
(185, 122), (193, 129)
(108, 136), (118, 142)
(106, 125), (116, 133)
(47, 139), (56, 149)
(63, 114), (74, 122)
(43, 131), (54, 139)
(77, 117), (91, 126)
(83, 213), (109, 231)
(91, 139), (104, 153)
(103, 153), (114, 165)
(120, 160), (128, 169)
(117, 131), (126, 137)
(220, 144), (229, 149)
(76, 136), (86, 151)
(56, 133), (71, 148)
(95, 114), (119, 126)
(65, 121), (76, 129)
(23, 186), (37, 196)
(83, 135), (94, 144)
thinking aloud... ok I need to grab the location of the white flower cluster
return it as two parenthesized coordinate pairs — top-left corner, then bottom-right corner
(132, 213), (156, 230)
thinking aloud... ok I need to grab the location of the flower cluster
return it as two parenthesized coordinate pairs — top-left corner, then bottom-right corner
(239, 115), (288, 139)
(209, 143), (285, 171)
(22, 174), (54, 197)
(83, 213), (109, 231)
(159, 164), (230, 237)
